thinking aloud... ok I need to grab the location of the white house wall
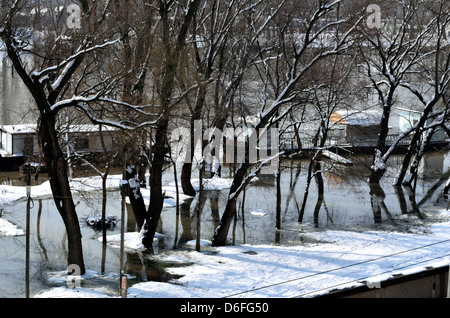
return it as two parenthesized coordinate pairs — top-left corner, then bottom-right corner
(444, 152), (450, 175)
(88, 134), (114, 152)
(0, 130), (6, 150)
(6, 133), (12, 154)
(12, 134), (24, 155)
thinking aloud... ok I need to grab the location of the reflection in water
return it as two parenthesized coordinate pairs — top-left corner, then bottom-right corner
(395, 186), (408, 215)
(125, 251), (177, 282)
(405, 185), (424, 219)
(369, 183), (393, 224)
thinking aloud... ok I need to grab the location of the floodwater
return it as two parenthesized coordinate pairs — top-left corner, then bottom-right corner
(0, 150), (449, 298)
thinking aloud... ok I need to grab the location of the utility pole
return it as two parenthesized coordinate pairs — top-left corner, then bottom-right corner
(119, 147), (127, 298)
(447, 259), (450, 298)
(25, 164), (31, 298)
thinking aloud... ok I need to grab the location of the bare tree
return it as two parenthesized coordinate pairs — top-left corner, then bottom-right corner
(0, 0), (156, 273)
(392, 0), (450, 187)
(212, 0), (361, 246)
(297, 52), (360, 222)
(141, 0), (202, 250)
(179, 0), (255, 195)
(357, 0), (439, 184)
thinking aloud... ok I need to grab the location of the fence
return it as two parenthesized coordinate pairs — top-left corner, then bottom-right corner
(280, 131), (420, 152)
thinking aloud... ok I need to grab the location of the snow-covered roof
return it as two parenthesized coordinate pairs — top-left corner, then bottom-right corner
(0, 124), (117, 135)
(396, 107), (422, 115)
(330, 110), (381, 126)
(0, 124), (37, 134)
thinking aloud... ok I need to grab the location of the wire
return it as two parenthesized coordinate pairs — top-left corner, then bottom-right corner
(222, 238), (450, 298)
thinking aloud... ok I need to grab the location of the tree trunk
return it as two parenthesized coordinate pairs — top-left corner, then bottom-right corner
(39, 117), (86, 275)
(181, 162), (196, 196)
(313, 161), (324, 228)
(141, 0), (201, 249)
(368, 106), (391, 184)
(444, 177), (450, 195)
(211, 162), (250, 246)
(393, 104), (435, 186)
(299, 126), (324, 222)
(275, 166), (281, 230)
(125, 164), (147, 232)
(402, 127), (436, 188)
(181, 87), (207, 196)
(180, 115), (197, 197)
(101, 173), (108, 244)
(298, 157), (315, 222)
(369, 183), (385, 224)
(142, 119), (169, 249)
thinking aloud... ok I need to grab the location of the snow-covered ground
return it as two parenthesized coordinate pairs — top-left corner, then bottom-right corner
(0, 175), (123, 205)
(34, 208), (450, 298)
(2, 175), (450, 298)
(0, 217), (24, 236)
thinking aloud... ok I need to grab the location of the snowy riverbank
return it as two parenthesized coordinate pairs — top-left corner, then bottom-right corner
(33, 208), (450, 298)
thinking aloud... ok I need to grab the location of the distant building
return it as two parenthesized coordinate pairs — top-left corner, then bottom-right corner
(280, 107), (449, 154)
(0, 124), (119, 171)
(0, 125), (38, 157)
(329, 109), (382, 148)
(396, 107), (447, 144)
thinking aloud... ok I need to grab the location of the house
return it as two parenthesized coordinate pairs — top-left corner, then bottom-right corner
(279, 109), (383, 153)
(329, 109), (382, 148)
(0, 125), (39, 157)
(0, 124), (120, 171)
(396, 107), (447, 145)
(0, 125), (38, 171)
(65, 125), (119, 154)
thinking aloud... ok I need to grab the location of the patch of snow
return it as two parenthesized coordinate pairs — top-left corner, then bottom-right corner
(322, 150), (353, 165)
(35, 286), (113, 298)
(128, 282), (205, 298)
(13, 171), (448, 300)
(191, 177), (234, 191)
(0, 217), (24, 236)
(33, 215), (450, 298)
(250, 209), (267, 217)
(126, 184), (194, 208)
(333, 110), (381, 126)
(99, 232), (147, 250)
(0, 175), (123, 206)
(86, 214), (117, 229)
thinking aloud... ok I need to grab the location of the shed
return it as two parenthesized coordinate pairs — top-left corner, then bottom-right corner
(0, 124), (39, 157)
(329, 110), (382, 147)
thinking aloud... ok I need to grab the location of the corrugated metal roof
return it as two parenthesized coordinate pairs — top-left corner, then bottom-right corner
(330, 110), (381, 126)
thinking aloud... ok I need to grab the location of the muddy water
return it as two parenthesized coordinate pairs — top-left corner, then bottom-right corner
(0, 151), (449, 298)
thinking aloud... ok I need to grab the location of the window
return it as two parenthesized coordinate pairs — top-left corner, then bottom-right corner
(74, 137), (89, 151)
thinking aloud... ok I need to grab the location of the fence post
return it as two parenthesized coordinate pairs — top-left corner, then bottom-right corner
(121, 272), (128, 298)
(447, 260), (450, 298)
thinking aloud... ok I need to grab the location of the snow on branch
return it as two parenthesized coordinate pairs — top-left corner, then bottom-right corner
(55, 97), (162, 131)
(31, 38), (121, 80)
